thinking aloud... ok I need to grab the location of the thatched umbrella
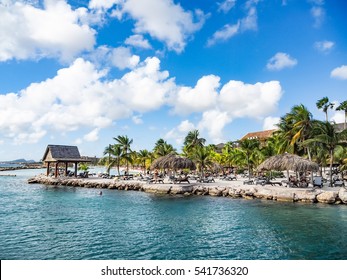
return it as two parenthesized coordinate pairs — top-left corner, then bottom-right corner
(257, 153), (319, 182)
(150, 153), (196, 171)
(257, 153), (319, 172)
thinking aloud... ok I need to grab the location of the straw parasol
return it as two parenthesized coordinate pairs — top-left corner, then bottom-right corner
(257, 153), (319, 173)
(150, 153), (196, 170)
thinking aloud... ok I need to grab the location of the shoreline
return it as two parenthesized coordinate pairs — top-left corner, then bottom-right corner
(0, 164), (43, 172)
(27, 175), (347, 205)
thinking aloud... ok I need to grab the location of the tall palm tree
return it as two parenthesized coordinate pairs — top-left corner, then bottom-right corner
(192, 146), (213, 177)
(102, 144), (122, 175)
(183, 130), (206, 152)
(274, 116), (296, 154)
(137, 149), (150, 173)
(336, 100), (347, 130)
(114, 135), (133, 173)
(153, 139), (176, 157)
(304, 121), (347, 186)
(286, 104), (314, 160)
(238, 139), (261, 180)
(316, 97), (334, 122)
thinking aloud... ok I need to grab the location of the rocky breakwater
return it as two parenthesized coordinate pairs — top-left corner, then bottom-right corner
(27, 175), (347, 205)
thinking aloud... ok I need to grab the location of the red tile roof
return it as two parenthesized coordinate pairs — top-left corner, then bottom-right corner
(241, 129), (276, 141)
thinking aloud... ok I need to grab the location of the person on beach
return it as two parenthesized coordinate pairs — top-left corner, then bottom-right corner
(154, 169), (159, 183)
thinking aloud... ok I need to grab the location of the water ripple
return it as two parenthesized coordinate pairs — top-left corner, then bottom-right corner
(1, 170), (347, 259)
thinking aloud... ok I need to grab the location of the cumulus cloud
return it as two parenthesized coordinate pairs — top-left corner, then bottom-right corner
(110, 0), (206, 53)
(266, 52), (298, 71)
(125, 34), (152, 49)
(0, 56), (174, 143)
(109, 47), (140, 69)
(168, 80), (282, 144)
(83, 128), (99, 142)
(171, 75), (220, 115)
(314, 40), (334, 53)
(198, 110), (231, 144)
(89, 46), (139, 70)
(0, 0), (96, 62)
(208, 0), (257, 46)
(0, 54), (282, 145)
(331, 111), (345, 124)
(165, 120), (195, 145)
(219, 80), (282, 119)
(331, 65), (347, 80)
(263, 116), (280, 130)
(217, 0), (237, 13)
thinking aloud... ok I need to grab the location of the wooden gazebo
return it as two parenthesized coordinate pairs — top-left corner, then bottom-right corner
(42, 145), (90, 177)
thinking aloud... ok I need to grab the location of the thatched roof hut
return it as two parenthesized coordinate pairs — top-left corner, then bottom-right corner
(257, 153), (319, 173)
(150, 153), (196, 170)
(42, 145), (90, 177)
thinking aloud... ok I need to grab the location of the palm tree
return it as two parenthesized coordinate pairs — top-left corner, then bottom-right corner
(316, 97), (334, 122)
(336, 100), (347, 130)
(114, 135), (133, 173)
(153, 139), (176, 157)
(192, 146), (213, 177)
(304, 121), (347, 186)
(102, 144), (122, 175)
(137, 149), (150, 173)
(238, 138), (261, 180)
(286, 104), (314, 160)
(183, 130), (206, 152)
(274, 116), (296, 154)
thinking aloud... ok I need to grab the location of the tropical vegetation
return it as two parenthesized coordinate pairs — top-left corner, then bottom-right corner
(98, 98), (347, 182)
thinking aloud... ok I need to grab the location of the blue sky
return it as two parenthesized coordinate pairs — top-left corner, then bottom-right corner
(0, 0), (347, 161)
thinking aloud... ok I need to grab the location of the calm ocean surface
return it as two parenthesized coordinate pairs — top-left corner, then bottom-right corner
(1, 169), (347, 260)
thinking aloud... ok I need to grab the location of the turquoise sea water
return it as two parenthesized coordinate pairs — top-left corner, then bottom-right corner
(1, 169), (347, 260)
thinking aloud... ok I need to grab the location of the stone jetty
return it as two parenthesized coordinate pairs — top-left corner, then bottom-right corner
(27, 175), (347, 205)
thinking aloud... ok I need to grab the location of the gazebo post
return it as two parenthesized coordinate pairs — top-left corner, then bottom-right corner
(55, 162), (58, 178)
(74, 162), (78, 177)
(64, 162), (68, 176)
(47, 162), (50, 176)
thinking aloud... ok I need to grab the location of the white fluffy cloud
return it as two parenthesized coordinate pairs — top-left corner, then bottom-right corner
(165, 120), (195, 145)
(0, 0), (96, 62)
(266, 52), (298, 71)
(207, 0), (257, 46)
(83, 128), (100, 142)
(198, 110), (231, 144)
(219, 80), (282, 119)
(331, 65), (347, 80)
(314, 40), (334, 53)
(109, 47), (140, 70)
(108, 0), (206, 53)
(171, 75), (220, 115)
(125, 34), (152, 49)
(263, 116), (280, 130)
(168, 80), (282, 143)
(0, 54), (282, 145)
(0, 56), (174, 143)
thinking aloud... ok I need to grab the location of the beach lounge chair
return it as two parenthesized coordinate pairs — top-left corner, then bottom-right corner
(174, 176), (190, 184)
(313, 176), (323, 188)
(197, 176), (215, 183)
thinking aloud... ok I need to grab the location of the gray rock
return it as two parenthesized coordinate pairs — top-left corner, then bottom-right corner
(316, 191), (338, 204)
(338, 188), (347, 204)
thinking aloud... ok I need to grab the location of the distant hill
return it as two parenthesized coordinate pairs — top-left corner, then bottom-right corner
(7, 159), (36, 163)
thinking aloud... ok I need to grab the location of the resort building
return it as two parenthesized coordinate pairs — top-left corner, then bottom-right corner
(240, 129), (277, 146)
(42, 145), (90, 178)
